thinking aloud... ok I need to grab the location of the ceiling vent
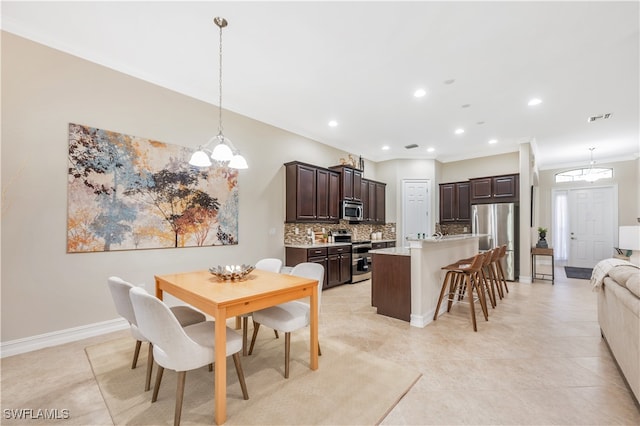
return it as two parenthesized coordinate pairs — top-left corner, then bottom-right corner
(587, 113), (612, 122)
(404, 144), (419, 149)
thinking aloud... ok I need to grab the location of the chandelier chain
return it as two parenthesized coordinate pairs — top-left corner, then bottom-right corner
(218, 19), (224, 135)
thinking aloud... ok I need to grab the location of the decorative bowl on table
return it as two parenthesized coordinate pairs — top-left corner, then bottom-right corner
(209, 264), (255, 281)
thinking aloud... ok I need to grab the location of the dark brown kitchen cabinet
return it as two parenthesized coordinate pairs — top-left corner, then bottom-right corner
(361, 179), (370, 220)
(285, 161), (339, 223)
(329, 165), (362, 201)
(327, 246), (352, 287)
(360, 178), (386, 224)
(470, 174), (519, 204)
(285, 245), (351, 289)
(375, 182), (386, 223)
(316, 169), (340, 221)
(439, 181), (470, 223)
(371, 241), (396, 250)
(493, 174), (518, 200)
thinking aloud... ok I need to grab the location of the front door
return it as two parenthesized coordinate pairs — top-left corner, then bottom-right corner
(568, 186), (616, 268)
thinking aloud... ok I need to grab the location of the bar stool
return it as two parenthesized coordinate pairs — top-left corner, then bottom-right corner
(434, 253), (489, 331)
(456, 250), (497, 309)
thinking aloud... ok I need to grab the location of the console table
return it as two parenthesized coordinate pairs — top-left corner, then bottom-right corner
(531, 247), (554, 284)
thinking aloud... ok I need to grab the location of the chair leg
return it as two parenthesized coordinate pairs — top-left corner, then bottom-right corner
(145, 343), (154, 392)
(232, 353), (249, 400)
(448, 273), (461, 312)
(248, 321), (261, 355)
(174, 371), (186, 426)
(132, 340), (142, 369)
(482, 268), (496, 308)
(489, 264), (503, 300)
(152, 365), (164, 403)
(474, 273), (489, 321)
(434, 271), (451, 320)
(208, 364), (213, 372)
(465, 275), (478, 332)
(274, 330), (279, 339)
(318, 342), (322, 356)
(242, 316), (248, 356)
(497, 261), (509, 293)
(284, 332), (291, 379)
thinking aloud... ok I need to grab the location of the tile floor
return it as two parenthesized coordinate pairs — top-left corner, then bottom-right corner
(1, 264), (639, 425)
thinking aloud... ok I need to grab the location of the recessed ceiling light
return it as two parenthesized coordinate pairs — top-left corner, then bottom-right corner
(328, 120), (338, 127)
(414, 89), (427, 98)
(427, 147), (435, 153)
(488, 139), (498, 144)
(455, 128), (465, 135)
(381, 145), (390, 151)
(528, 98), (542, 106)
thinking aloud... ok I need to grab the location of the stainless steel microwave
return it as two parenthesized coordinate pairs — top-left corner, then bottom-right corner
(342, 200), (363, 221)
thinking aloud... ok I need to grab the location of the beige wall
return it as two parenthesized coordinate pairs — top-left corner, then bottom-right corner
(0, 32), (353, 341)
(439, 152), (520, 183)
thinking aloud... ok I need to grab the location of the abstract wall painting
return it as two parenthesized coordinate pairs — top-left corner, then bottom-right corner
(67, 123), (238, 253)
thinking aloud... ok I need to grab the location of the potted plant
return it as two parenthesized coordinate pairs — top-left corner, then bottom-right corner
(537, 227), (548, 248)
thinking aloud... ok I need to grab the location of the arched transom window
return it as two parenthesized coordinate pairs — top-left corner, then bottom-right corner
(555, 167), (613, 183)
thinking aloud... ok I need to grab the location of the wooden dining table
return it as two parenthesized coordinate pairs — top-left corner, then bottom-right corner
(155, 268), (319, 425)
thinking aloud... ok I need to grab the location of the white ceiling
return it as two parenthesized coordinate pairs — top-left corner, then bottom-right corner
(3, 1), (639, 170)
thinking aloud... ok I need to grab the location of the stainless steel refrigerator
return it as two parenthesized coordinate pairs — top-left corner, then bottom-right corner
(472, 203), (519, 281)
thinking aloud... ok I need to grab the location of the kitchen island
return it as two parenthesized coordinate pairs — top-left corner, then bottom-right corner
(371, 235), (481, 327)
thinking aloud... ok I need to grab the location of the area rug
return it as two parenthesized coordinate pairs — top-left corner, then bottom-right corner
(564, 266), (594, 280)
(86, 331), (421, 425)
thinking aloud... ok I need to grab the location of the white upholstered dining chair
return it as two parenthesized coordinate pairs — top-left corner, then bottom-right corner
(239, 258), (283, 355)
(129, 286), (249, 426)
(248, 262), (324, 378)
(107, 277), (205, 391)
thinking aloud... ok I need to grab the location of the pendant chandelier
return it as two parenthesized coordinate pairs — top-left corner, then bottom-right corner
(189, 17), (248, 169)
(584, 147), (598, 182)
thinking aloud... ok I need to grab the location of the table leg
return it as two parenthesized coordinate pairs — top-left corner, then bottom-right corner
(531, 254), (535, 281)
(551, 255), (555, 284)
(155, 277), (163, 300)
(310, 284), (319, 370)
(214, 308), (227, 425)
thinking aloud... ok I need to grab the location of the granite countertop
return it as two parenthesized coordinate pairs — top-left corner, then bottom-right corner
(370, 247), (410, 256)
(285, 242), (352, 249)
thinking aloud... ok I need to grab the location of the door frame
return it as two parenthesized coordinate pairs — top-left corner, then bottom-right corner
(552, 184), (618, 266)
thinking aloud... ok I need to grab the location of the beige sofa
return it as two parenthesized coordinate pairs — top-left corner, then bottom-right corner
(593, 259), (640, 403)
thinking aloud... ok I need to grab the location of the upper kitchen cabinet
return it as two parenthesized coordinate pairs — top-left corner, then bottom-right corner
(285, 161), (340, 223)
(470, 174), (519, 204)
(361, 178), (386, 224)
(329, 165), (362, 202)
(439, 181), (471, 223)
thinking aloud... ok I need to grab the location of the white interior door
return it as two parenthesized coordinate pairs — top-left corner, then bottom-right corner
(402, 180), (430, 247)
(568, 186), (616, 268)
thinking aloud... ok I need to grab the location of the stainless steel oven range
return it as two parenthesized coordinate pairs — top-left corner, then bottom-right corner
(351, 240), (372, 283)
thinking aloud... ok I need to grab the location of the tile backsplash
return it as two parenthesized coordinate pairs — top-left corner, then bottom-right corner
(284, 221), (396, 245)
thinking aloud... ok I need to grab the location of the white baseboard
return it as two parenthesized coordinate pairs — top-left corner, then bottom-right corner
(0, 318), (129, 358)
(410, 311), (434, 328)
